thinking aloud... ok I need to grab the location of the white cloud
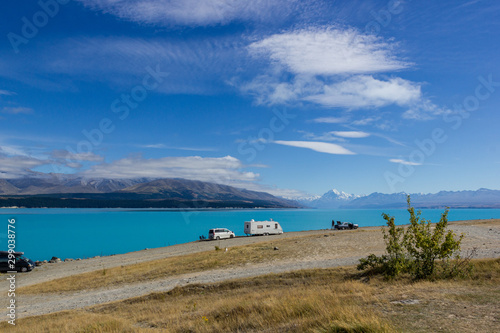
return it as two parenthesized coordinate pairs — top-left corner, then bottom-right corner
(249, 27), (409, 75)
(274, 140), (355, 155)
(298, 130), (346, 142)
(0, 153), (48, 179)
(242, 26), (447, 120)
(311, 116), (348, 124)
(136, 144), (216, 151)
(298, 130), (369, 141)
(331, 131), (370, 138)
(304, 75), (421, 109)
(82, 155), (260, 184)
(351, 116), (380, 126)
(402, 99), (452, 120)
(79, 0), (298, 26)
(389, 158), (421, 166)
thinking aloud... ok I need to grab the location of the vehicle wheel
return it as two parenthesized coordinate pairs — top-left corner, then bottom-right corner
(21, 267), (27, 272)
(216, 236), (220, 240)
(230, 234), (234, 238)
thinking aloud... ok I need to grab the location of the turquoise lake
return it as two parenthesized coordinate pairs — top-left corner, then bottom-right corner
(1, 208), (499, 261)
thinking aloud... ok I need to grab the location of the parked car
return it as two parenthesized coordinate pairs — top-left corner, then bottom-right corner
(208, 228), (235, 240)
(244, 219), (283, 236)
(0, 251), (35, 273)
(333, 221), (359, 230)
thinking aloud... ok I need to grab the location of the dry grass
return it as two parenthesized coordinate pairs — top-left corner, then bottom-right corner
(3, 259), (499, 333)
(3, 268), (394, 333)
(371, 258), (500, 333)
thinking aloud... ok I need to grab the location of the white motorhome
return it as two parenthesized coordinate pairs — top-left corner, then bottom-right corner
(244, 219), (283, 236)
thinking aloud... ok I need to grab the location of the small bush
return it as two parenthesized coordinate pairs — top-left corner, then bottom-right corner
(358, 195), (470, 280)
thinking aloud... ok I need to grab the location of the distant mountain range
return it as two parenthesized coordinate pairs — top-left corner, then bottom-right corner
(1, 175), (498, 209)
(298, 188), (500, 209)
(0, 176), (299, 209)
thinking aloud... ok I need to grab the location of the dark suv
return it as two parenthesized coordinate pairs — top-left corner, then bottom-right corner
(0, 251), (35, 273)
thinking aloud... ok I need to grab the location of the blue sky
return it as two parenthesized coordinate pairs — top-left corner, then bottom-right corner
(1, 0), (499, 198)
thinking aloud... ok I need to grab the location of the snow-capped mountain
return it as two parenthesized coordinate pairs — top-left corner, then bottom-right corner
(300, 188), (500, 209)
(299, 189), (363, 208)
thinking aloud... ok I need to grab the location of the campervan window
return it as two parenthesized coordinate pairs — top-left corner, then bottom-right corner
(257, 225), (263, 229)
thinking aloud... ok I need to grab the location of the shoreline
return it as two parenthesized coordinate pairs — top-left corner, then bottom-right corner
(29, 217), (500, 263)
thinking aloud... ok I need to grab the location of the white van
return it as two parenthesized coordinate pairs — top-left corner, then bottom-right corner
(244, 219), (283, 236)
(208, 228), (235, 240)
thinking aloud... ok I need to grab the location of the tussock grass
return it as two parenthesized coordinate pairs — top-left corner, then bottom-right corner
(371, 258), (500, 333)
(2, 259), (499, 332)
(4, 268), (394, 333)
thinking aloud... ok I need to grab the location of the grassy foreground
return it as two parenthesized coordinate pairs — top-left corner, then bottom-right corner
(2, 259), (499, 332)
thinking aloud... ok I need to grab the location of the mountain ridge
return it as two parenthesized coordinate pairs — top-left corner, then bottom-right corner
(0, 176), (299, 209)
(299, 188), (500, 209)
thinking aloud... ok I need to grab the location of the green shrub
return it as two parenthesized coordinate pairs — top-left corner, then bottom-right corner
(358, 195), (468, 280)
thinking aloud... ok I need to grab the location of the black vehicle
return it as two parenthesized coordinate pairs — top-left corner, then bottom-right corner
(0, 251), (35, 273)
(333, 221), (359, 230)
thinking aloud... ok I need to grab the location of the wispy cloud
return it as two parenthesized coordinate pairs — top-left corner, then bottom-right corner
(311, 116), (348, 124)
(4, 36), (246, 95)
(0, 153), (49, 179)
(274, 140), (355, 155)
(51, 149), (104, 162)
(136, 143), (216, 151)
(1, 107), (34, 115)
(82, 155), (260, 183)
(389, 158), (421, 166)
(304, 75), (421, 109)
(402, 99), (451, 120)
(79, 0), (299, 27)
(298, 130), (346, 142)
(331, 131), (370, 139)
(249, 27), (409, 75)
(0, 90), (15, 96)
(351, 116), (380, 126)
(298, 130), (369, 142)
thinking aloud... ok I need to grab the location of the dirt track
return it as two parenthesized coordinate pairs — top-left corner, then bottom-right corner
(1, 219), (499, 320)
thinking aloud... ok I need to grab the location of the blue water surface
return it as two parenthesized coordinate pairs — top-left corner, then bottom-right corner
(1, 208), (499, 261)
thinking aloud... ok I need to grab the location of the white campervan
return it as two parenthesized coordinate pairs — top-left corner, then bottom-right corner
(208, 228), (235, 240)
(244, 219), (283, 236)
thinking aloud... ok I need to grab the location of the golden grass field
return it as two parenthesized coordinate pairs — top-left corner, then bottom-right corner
(1, 259), (499, 332)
